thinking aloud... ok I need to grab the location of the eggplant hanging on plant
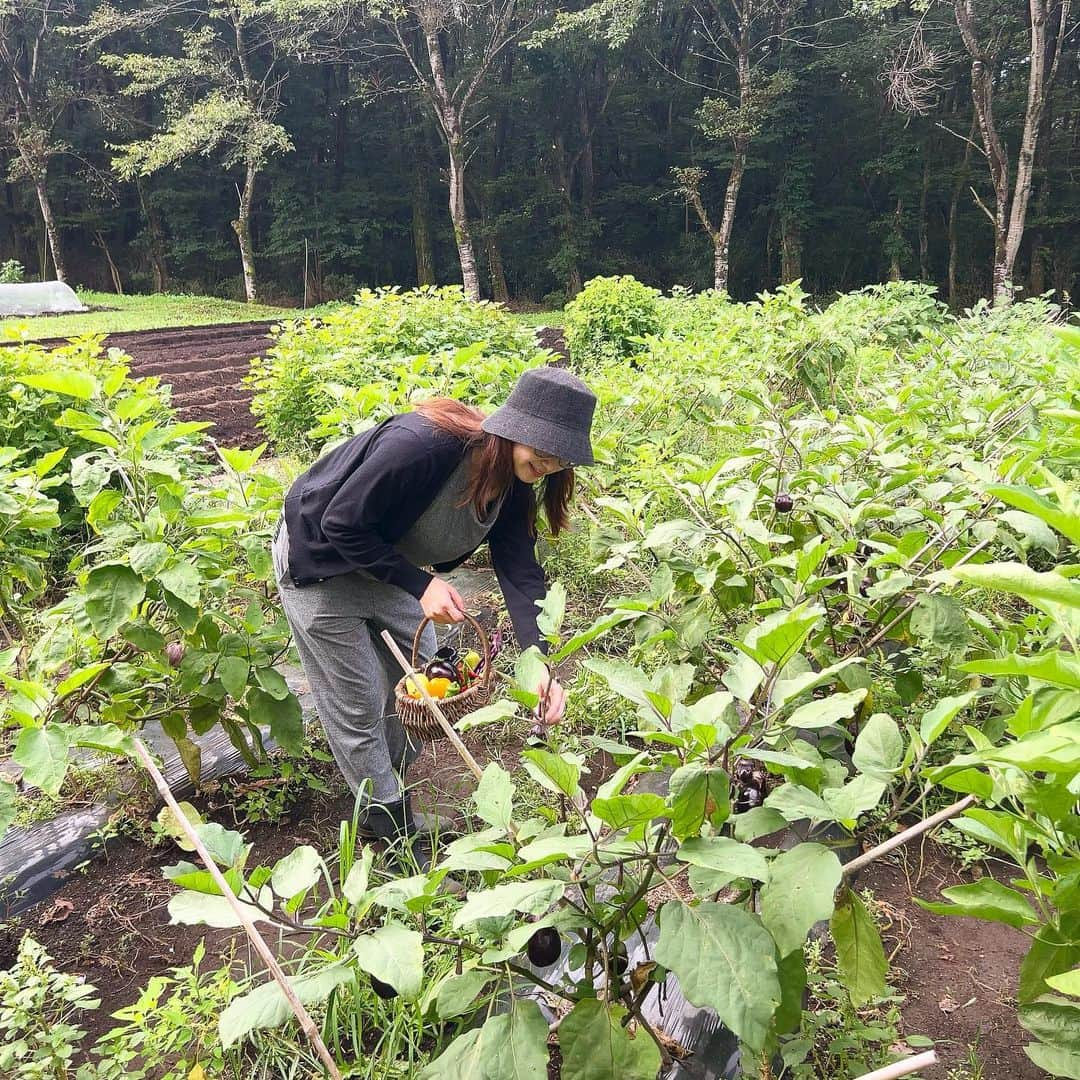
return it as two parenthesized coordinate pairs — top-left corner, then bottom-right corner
(526, 927), (561, 967)
(609, 941), (629, 979)
(370, 975), (398, 1000)
(733, 756), (768, 813)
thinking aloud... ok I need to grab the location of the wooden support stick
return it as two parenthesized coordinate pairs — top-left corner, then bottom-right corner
(854, 1050), (938, 1080)
(132, 737), (343, 1080)
(380, 627), (485, 782)
(842, 795), (976, 878)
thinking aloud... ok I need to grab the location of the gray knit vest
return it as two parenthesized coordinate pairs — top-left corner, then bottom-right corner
(393, 456), (504, 568)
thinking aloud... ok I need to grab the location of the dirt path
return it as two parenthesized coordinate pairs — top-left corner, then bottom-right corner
(863, 841), (1044, 1078)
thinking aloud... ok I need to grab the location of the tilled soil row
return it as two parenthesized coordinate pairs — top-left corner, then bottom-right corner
(8, 320), (281, 446)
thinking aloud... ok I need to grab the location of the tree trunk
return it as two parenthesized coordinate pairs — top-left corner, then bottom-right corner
(487, 231), (509, 303)
(714, 135), (749, 293)
(135, 176), (169, 292)
(919, 150), (931, 281)
(891, 196), (904, 281)
(421, 19), (481, 301)
(780, 213), (802, 284)
(447, 137), (481, 301)
(412, 167), (436, 286)
(3, 180), (25, 268)
(33, 176), (65, 282)
(954, 0), (1069, 302)
(94, 231), (123, 294)
(230, 162), (259, 303)
(947, 117), (976, 307)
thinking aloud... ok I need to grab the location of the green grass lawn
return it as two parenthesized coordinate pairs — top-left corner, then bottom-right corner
(0, 288), (565, 341)
(511, 310), (565, 328)
(0, 290), (324, 341)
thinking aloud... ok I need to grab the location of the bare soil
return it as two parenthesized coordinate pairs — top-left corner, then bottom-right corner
(862, 840), (1045, 1078)
(16, 321), (280, 447)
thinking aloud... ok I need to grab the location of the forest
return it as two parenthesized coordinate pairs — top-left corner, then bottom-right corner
(1, 0), (1076, 308)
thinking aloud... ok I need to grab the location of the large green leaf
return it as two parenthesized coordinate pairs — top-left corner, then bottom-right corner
(760, 844), (843, 957)
(128, 541), (170, 577)
(852, 713), (903, 779)
(667, 763), (730, 839)
(823, 774), (887, 825)
(909, 593), (971, 650)
(987, 482), (1080, 547)
(521, 748), (582, 798)
(963, 652), (1080, 691)
(418, 998), (549, 1079)
(218, 963), (354, 1048)
(917, 879), (1039, 929)
(157, 560), (202, 607)
(1047, 970), (1080, 997)
(453, 880), (565, 929)
(1023, 1043), (1080, 1079)
(949, 562), (1080, 617)
(654, 901), (780, 1050)
(1020, 996), (1080, 1054)
(167, 886), (273, 928)
(559, 999), (662, 1080)
(14, 726), (70, 796)
(0, 779), (17, 841)
(919, 691), (977, 745)
(352, 922), (424, 1000)
(270, 845), (322, 899)
(741, 604), (824, 668)
(85, 564), (146, 638)
(1020, 916), (1080, 1003)
(774, 947), (808, 1035)
(785, 689), (866, 730)
(982, 723), (1080, 775)
(217, 656), (250, 699)
(22, 369), (99, 400)
(592, 793), (667, 832)
(676, 836), (770, 882)
(831, 886), (887, 1006)
(246, 687), (304, 755)
(474, 762), (514, 830)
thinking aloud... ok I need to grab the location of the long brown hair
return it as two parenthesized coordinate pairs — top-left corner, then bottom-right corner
(415, 398), (575, 536)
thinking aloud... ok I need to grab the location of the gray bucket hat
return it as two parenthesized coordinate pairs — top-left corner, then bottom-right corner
(482, 366), (597, 466)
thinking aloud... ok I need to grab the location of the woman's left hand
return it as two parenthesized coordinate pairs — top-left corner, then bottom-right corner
(535, 668), (566, 726)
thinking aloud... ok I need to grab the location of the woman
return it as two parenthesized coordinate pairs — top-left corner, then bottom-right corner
(271, 366), (596, 849)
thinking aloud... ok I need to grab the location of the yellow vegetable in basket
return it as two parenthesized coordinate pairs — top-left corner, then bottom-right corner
(426, 677), (458, 699)
(405, 672), (430, 699)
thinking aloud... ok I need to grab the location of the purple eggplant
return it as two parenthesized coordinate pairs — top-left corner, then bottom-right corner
(424, 658), (460, 682)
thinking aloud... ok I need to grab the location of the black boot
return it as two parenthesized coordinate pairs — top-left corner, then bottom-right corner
(360, 792), (434, 872)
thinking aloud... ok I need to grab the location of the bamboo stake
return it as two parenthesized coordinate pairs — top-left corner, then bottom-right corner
(842, 795), (976, 878)
(854, 1050), (938, 1080)
(132, 737), (343, 1080)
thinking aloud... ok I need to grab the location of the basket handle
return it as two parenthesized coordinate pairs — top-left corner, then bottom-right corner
(410, 612), (493, 694)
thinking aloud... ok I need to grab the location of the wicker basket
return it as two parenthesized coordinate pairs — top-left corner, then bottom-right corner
(395, 613), (493, 741)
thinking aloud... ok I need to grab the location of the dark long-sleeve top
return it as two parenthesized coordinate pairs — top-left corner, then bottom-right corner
(282, 412), (548, 650)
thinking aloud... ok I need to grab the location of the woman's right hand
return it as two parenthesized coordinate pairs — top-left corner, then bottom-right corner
(420, 577), (466, 624)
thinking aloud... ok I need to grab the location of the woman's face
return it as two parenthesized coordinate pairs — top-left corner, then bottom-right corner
(512, 443), (570, 485)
